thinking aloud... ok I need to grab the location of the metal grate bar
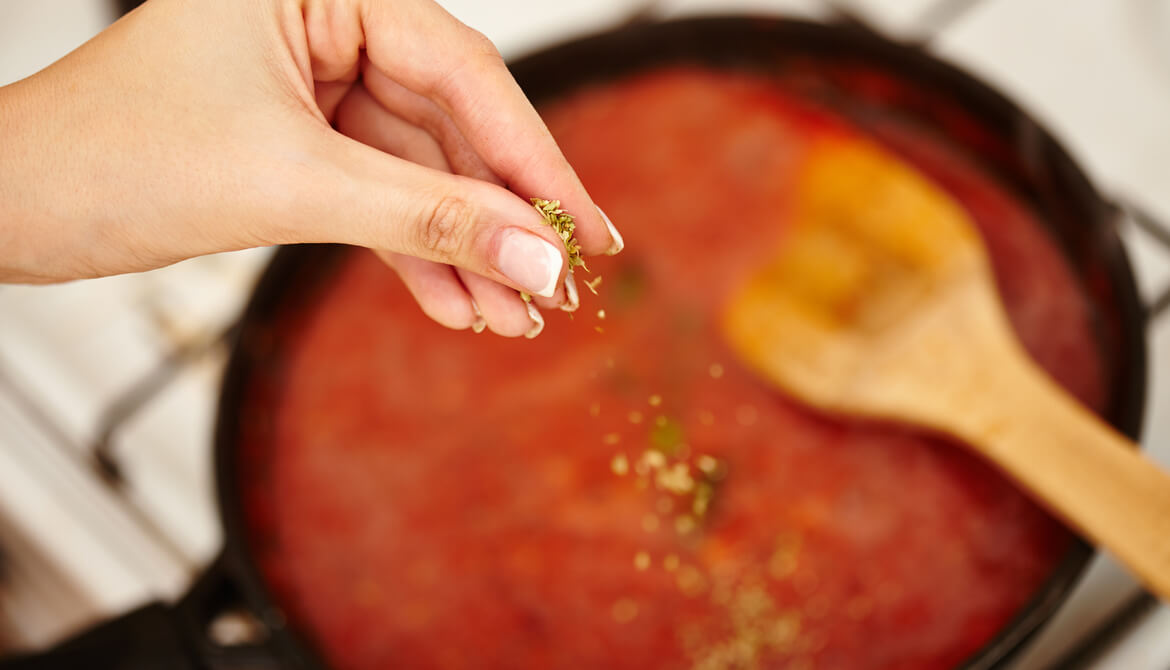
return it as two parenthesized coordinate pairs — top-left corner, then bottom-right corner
(1121, 202), (1170, 319)
(910, 0), (989, 41)
(0, 365), (195, 572)
(89, 321), (239, 487)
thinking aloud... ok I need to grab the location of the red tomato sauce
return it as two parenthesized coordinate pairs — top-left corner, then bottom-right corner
(240, 69), (1105, 670)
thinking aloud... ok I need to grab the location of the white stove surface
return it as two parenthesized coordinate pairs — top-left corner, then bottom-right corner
(0, 0), (1167, 665)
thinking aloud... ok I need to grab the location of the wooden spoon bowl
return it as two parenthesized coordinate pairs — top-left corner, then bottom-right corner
(724, 139), (1170, 600)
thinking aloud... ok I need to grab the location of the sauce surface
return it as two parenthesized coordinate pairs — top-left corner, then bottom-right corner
(240, 69), (1105, 670)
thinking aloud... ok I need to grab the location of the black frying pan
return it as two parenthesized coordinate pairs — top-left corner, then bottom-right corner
(0, 15), (1155, 670)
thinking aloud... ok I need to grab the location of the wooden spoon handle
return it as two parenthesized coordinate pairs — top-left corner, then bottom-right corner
(963, 356), (1170, 601)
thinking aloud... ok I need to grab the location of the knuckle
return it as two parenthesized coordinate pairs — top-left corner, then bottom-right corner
(463, 29), (503, 66)
(433, 29), (504, 100)
(417, 194), (475, 259)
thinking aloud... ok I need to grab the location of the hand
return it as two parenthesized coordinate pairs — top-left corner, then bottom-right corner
(0, 0), (622, 337)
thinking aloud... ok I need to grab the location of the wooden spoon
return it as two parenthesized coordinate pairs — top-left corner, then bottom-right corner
(724, 139), (1170, 600)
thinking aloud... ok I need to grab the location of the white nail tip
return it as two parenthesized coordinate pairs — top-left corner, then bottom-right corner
(599, 207), (623, 256)
(561, 274), (580, 312)
(536, 239), (562, 298)
(525, 301), (545, 339)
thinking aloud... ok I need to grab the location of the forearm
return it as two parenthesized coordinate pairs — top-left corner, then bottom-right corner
(0, 75), (105, 283)
(0, 49), (189, 283)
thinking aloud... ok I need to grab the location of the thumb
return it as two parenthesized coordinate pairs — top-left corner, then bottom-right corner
(286, 131), (569, 300)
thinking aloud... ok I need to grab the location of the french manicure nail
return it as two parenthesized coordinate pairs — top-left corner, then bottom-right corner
(471, 299), (486, 333)
(560, 273), (580, 312)
(525, 301), (545, 339)
(497, 228), (563, 298)
(599, 207), (623, 256)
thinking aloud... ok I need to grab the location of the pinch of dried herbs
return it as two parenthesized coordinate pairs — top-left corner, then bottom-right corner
(521, 199), (605, 305)
(531, 198), (586, 270)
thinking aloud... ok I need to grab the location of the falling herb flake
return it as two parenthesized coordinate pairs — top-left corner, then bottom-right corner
(594, 326), (605, 334)
(597, 309), (607, 320)
(696, 455), (720, 475)
(628, 410), (644, 425)
(603, 432), (622, 445)
(634, 551), (651, 571)
(584, 276), (603, 295)
(648, 394), (663, 407)
(696, 455), (728, 482)
(656, 463), (695, 495)
(663, 554), (680, 572)
(709, 363), (725, 379)
(637, 450), (667, 474)
(611, 454), (629, 476)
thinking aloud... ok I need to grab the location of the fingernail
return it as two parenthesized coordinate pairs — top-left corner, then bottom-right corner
(470, 300), (486, 333)
(599, 207), (623, 256)
(560, 274), (580, 312)
(528, 299), (545, 336)
(497, 228), (562, 298)
(525, 301), (545, 339)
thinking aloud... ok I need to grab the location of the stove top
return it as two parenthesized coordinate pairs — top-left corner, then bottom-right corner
(0, 0), (1168, 667)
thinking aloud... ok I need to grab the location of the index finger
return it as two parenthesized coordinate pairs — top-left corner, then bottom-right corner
(358, 0), (622, 256)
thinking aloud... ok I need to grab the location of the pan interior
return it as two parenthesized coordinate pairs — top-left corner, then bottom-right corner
(228, 21), (1128, 670)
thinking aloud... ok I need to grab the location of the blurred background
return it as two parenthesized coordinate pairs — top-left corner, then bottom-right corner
(0, 0), (1168, 667)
